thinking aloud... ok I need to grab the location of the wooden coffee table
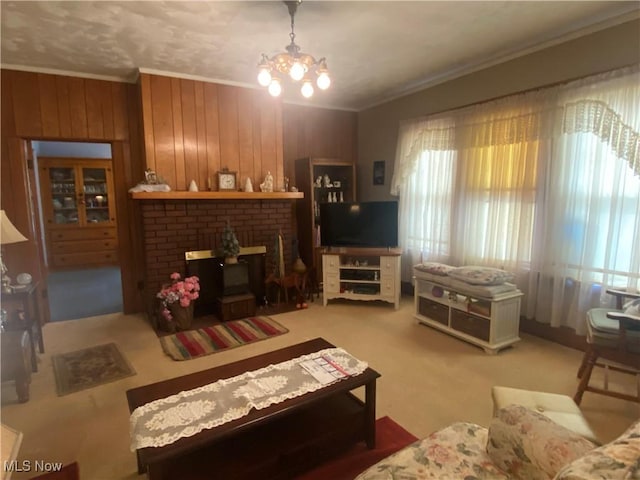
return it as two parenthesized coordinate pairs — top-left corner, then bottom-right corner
(126, 338), (381, 480)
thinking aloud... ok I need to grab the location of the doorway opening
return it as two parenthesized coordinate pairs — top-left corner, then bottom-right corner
(31, 140), (124, 321)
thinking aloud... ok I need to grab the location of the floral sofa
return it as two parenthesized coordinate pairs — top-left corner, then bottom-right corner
(355, 405), (640, 480)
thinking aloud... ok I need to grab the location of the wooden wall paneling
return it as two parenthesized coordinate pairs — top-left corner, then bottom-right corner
(259, 98), (278, 188)
(251, 94), (263, 188)
(10, 70), (42, 137)
(170, 78), (186, 190)
(218, 85), (241, 175)
(1, 69), (145, 316)
(1, 70), (17, 138)
(85, 79), (106, 139)
(111, 82), (129, 142)
(125, 83), (146, 312)
(139, 74), (156, 172)
(38, 74), (60, 138)
(55, 76), (73, 138)
(112, 140), (139, 312)
(282, 104), (358, 178)
(314, 109), (330, 155)
(237, 89), (254, 190)
(283, 105), (302, 181)
(180, 80), (199, 191)
(194, 81), (208, 192)
(101, 80), (115, 140)
(126, 83), (143, 186)
(68, 76), (88, 138)
(150, 75), (176, 188)
(275, 101), (284, 190)
(203, 81), (221, 190)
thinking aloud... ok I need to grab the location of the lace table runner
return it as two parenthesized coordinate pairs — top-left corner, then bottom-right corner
(130, 347), (368, 450)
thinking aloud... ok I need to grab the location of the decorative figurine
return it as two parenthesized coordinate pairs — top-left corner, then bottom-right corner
(323, 174), (332, 188)
(188, 180), (198, 192)
(260, 171), (274, 192)
(245, 177), (254, 192)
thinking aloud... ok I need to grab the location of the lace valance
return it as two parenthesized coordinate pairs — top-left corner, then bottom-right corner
(129, 347), (368, 451)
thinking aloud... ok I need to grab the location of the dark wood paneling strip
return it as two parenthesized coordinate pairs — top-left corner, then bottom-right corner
(194, 81), (208, 191)
(101, 80), (115, 140)
(180, 79), (199, 191)
(1, 70), (16, 138)
(237, 89), (254, 190)
(111, 82), (128, 141)
(140, 74), (155, 171)
(11, 71), (42, 137)
(55, 76), (72, 138)
(275, 101), (284, 188)
(251, 93), (263, 187)
(85, 79), (104, 139)
(68, 77), (88, 138)
(170, 78), (186, 191)
(150, 75), (175, 188)
(203, 82), (221, 190)
(260, 98), (278, 189)
(38, 74), (60, 137)
(218, 85), (240, 174)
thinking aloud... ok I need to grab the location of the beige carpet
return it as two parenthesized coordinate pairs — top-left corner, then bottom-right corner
(1, 296), (638, 479)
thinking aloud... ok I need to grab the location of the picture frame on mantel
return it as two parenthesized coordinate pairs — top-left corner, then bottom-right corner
(373, 161), (385, 185)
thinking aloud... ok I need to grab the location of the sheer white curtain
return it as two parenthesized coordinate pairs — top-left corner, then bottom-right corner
(392, 65), (640, 333)
(529, 68), (640, 332)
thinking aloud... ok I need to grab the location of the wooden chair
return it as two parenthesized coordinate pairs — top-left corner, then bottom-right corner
(574, 288), (640, 405)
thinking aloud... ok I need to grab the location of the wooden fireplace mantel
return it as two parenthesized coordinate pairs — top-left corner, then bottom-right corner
(130, 191), (304, 200)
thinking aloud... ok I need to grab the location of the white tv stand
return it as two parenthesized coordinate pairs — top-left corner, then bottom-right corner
(322, 247), (402, 308)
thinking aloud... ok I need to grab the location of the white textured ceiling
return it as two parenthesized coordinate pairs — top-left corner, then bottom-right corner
(1, 1), (639, 111)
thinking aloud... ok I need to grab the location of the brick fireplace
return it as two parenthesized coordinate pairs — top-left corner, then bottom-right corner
(139, 200), (295, 314)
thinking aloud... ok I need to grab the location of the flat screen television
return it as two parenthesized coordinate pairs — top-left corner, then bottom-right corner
(320, 201), (399, 248)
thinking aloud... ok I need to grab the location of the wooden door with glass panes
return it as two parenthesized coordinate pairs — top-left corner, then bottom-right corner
(39, 157), (118, 270)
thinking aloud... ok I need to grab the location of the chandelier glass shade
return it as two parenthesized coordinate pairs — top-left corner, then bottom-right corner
(257, 1), (330, 98)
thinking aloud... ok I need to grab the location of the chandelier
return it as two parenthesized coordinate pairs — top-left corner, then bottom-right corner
(257, 0), (330, 98)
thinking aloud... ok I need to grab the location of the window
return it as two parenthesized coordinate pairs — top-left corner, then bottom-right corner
(392, 66), (640, 332)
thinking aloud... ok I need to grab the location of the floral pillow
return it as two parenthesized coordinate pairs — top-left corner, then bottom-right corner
(414, 262), (455, 276)
(554, 419), (640, 480)
(448, 266), (514, 285)
(486, 405), (596, 480)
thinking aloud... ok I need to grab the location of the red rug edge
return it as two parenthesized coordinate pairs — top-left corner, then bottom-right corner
(294, 416), (418, 480)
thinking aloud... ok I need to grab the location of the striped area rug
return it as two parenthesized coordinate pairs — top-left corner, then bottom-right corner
(159, 316), (289, 361)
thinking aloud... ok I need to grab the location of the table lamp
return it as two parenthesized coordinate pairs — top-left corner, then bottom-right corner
(0, 210), (28, 293)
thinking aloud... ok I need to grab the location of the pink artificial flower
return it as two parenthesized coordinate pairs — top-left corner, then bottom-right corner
(157, 273), (201, 323)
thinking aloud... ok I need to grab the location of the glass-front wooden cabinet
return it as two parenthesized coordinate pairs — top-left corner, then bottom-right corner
(40, 158), (116, 227)
(39, 157), (118, 269)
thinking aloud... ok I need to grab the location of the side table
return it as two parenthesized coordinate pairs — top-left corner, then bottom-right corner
(1, 282), (44, 372)
(0, 330), (31, 402)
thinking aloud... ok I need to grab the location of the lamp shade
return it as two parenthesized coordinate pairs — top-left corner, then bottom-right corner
(0, 210), (28, 245)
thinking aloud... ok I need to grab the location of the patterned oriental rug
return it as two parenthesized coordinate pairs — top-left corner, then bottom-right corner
(294, 416), (418, 480)
(160, 316), (289, 361)
(52, 343), (136, 396)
